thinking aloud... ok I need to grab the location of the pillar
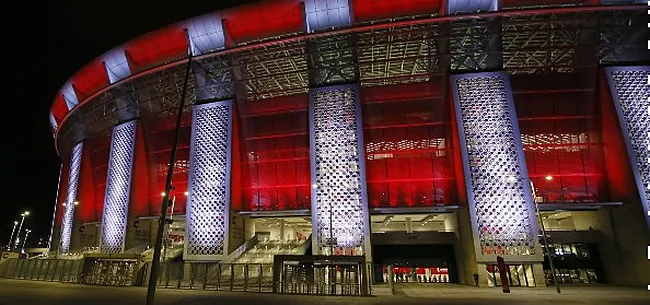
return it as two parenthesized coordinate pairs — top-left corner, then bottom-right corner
(450, 72), (543, 270)
(309, 84), (371, 260)
(99, 120), (137, 253)
(59, 142), (83, 253)
(602, 66), (650, 285)
(183, 99), (233, 261)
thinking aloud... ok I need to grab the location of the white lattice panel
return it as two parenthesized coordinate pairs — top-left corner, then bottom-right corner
(605, 66), (650, 228)
(100, 121), (136, 254)
(309, 85), (370, 256)
(451, 72), (541, 262)
(184, 100), (232, 260)
(59, 142), (83, 253)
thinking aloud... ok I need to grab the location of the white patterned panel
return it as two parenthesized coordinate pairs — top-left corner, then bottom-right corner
(62, 82), (79, 110)
(446, 0), (497, 14)
(59, 142), (83, 253)
(184, 100), (232, 261)
(309, 85), (370, 256)
(103, 47), (131, 84)
(186, 13), (226, 55)
(49, 111), (58, 134)
(451, 72), (540, 262)
(605, 66), (650, 228)
(100, 121), (136, 254)
(304, 0), (351, 33)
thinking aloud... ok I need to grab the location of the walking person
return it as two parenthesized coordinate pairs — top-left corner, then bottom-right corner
(473, 273), (479, 287)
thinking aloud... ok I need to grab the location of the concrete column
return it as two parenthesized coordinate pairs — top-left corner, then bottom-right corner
(99, 121), (137, 254)
(183, 100), (233, 261)
(308, 84), (372, 261)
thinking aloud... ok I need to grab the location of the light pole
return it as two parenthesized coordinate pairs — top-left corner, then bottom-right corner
(21, 229), (32, 251)
(14, 211), (29, 250)
(530, 181), (560, 293)
(6, 221), (18, 250)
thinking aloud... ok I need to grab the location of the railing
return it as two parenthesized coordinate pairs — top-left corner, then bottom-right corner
(153, 261), (274, 292)
(226, 235), (259, 263)
(1, 258), (84, 283)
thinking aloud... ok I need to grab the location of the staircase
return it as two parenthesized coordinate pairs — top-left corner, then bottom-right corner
(233, 237), (310, 264)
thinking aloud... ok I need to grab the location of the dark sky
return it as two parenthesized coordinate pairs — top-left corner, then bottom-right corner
(2, 0), (251, 248)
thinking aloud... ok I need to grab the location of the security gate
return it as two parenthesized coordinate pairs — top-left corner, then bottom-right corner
(273, 255), (370, 296)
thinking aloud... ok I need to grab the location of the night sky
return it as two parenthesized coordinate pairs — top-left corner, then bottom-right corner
(2, 0), (251, 248)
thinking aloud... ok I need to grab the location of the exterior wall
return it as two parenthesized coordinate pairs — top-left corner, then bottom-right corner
(45, 4), (650, 289)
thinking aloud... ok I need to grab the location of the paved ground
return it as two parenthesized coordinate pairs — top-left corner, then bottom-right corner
(0, 279), (647, 305)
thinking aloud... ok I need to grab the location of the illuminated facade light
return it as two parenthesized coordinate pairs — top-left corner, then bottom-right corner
(447, 0), (498, 15)
(184, 100), (233, 261)
(100, 121), (137, 254)
(304, 0), (351, 33)
(61, 82), (79, 111)
(59, 142), (83, 253)
(103, 47), (131, 84)
(451, 72), (541, 262)
(186, 13), (226, 55)
(309, 84), (371, 258)
(545, 175), (553, 181)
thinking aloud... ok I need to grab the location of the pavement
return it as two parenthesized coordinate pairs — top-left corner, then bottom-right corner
(0, 279), (647, 305)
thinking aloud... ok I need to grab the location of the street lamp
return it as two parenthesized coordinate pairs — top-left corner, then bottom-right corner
(14, 211), (29, 250)
(21, 229), (32, 251)
(6, 221), (18, 250)
(531, 181), (560, 293)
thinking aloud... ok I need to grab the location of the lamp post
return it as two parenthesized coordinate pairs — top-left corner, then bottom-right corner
(14, 211), (29, 250)
(530, 181), (560, 293)
(6, 221), (18, 250)
(21, 229), (32, 251)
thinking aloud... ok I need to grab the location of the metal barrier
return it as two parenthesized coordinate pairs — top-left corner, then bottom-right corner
(2, 258), (84, 283)
(154, 262), (273, 292)
(81, 259), (139, 286)
(272, 255), (370, 296)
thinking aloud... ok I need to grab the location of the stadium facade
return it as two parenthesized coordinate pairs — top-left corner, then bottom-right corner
(47, 0), (649, 287)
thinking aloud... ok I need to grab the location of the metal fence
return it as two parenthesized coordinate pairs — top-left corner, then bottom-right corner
(154, 262), (274, 292)
(2, 258), (83, 283)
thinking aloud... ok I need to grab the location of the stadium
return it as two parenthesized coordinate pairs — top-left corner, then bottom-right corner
(8, 0), (650, 293)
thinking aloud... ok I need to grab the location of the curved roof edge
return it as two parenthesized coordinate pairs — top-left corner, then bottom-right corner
(50, 0), (645, 148)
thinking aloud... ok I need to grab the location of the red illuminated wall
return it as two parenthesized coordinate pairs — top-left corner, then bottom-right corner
(237, 95), (310, 211)
(500, 0), (598, 9)
(76, 147), (96, 223)
(362, 79), (457, 208)
(353, 0), (442, 24)
(223, 0), (304, 45)
(87, 136), (110, 221)
(598, 70), (636, 202)
(130, 124), (151, 217)
(125, 25), (188, 73)
(141, 115), (191, 215)
(512, 71), (608, 203)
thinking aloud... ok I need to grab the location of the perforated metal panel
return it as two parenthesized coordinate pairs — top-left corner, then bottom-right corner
(100, 121), (136, 254)
(59, 142), (83, 253)
(184, 100), (232, 261)
(309, 84), (370, 256)
(604, 66), (650, 229)
(450, 72), (541, 262)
